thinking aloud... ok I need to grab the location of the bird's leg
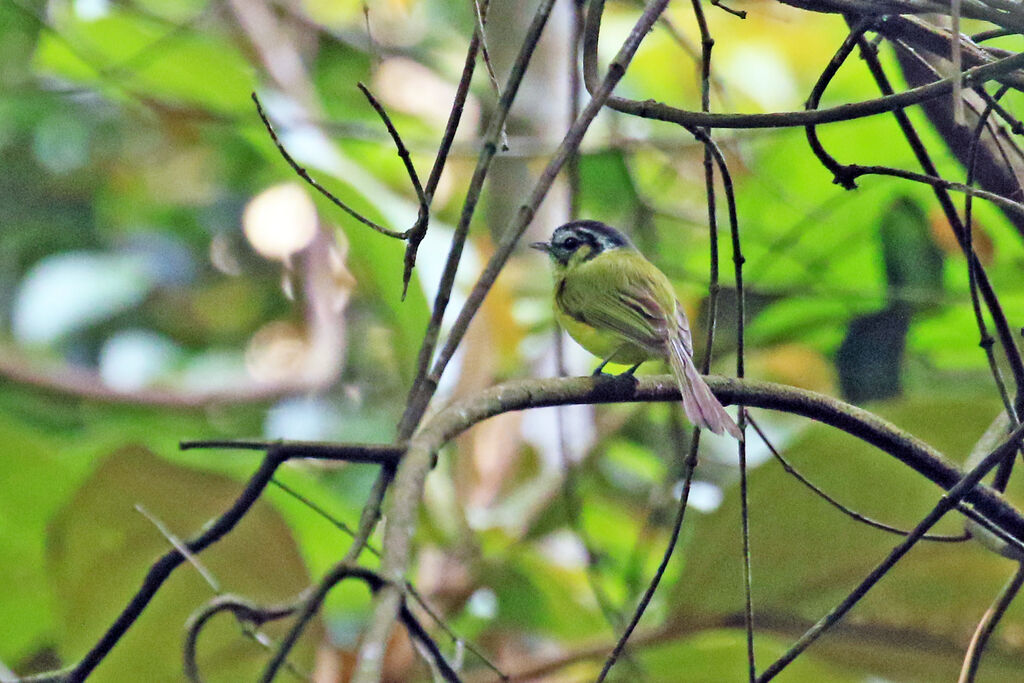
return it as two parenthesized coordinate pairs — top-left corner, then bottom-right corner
(592, 349), (639, 393)
(592, 357), (614, 376)
(592, 346), (626, 376)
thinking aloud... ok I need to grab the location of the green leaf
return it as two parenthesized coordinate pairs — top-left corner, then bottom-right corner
(48, 447), (319, 681)
(34, 10), (254, 114)
(0, 413), (94, 664)
(836, 305), (911, 402)
(672, 394), (1024, 682)
(879, 196), (945, 311)
(577, 150), (641, 228)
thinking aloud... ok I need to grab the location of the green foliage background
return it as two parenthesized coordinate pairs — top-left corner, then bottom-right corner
(2, 0), (1024, 680)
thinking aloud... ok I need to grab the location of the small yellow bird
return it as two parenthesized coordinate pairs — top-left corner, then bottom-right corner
(532, 220), (742, 440)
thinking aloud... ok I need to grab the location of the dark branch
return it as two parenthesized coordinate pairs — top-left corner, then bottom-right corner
(180, 439), (403, 466)
(251, 92), (407, 240)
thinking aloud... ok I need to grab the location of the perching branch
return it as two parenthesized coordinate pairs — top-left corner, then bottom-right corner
(365, 373), (1024, 683)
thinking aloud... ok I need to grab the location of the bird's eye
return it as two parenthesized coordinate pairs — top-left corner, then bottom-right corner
(561, 237), (579, 250)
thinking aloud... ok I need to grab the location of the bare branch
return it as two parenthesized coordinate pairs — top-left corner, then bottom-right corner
(580, 25), (1024, 129)
(758, 419), (1024, 681)
(251, 92), (408, 240)
(183, 594), (301, 683)
(180, 439), (403, 466)
(959, 562), (1024, 682)
(259, 564), (459, 683)
(397, 0), (560, 439)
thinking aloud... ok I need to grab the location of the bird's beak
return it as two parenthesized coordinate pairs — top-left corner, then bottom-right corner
(530, 241), (550, 252)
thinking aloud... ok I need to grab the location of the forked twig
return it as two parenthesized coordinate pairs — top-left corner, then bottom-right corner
(251, 92), (407, 240)
(959, 562), (1024, 682)
(267, 478), (509, 680)
(259, 565), (460, 683)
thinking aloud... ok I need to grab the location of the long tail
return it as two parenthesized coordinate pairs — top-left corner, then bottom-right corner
(666, 329), (743, 440)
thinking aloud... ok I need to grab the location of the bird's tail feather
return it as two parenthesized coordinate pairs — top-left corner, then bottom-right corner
(667, 333), (743, 440)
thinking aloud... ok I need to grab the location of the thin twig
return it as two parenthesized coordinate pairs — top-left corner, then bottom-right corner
(472, 0), (502, 103)
(400, 1), (488, 299)
(710, 0), (748, 18)
(397, 0), (560, 439)
(356, 82), (428, 212)
(757, 420), (1024, 681)
(841, 163), (1024, 217)
(180, 439), (403, 466)
(964, 84), (1017, 424)
(804, 18), (877, 186)
(251, 92), (407, 240)
(747, 415), (969, 542)
(184, 595), (305, 683)
(959, 562), (1024, 682)
(135, 504), (221, 592)
(362, 3), (377, 67)
(355, 81), (431, 301)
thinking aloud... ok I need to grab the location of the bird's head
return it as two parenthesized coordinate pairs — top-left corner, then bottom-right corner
(530, 220), (633, 268)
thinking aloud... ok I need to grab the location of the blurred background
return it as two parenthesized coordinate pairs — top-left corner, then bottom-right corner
(3, 0), (1024, 680)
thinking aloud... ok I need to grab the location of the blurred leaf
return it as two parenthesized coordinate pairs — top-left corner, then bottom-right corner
(635, 630), (863, 683)
(0, 413), (94, 665)
(746, 343), (836, 394)
(836, 305), (911, 402)
(930, 207), (995, 265)
(880, 196), (945, 311)
(673, 394), (1024, 682)
(577, 150), (641, 228)
(34, 10), (254, 115)
(481, 550), (606, 639)
(13, 251), (154, 345)
(48, 447), (318, 681)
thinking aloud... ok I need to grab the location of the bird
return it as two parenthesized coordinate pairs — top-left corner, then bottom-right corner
(531, 220), (742, 440)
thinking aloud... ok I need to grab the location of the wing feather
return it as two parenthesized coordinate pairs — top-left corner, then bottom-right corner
(556, 251), (673, 353)
(557, 249), (741, 439)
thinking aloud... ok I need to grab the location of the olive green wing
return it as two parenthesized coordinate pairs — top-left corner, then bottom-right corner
(556, 251), (676, 353)
(559, 250), (741, 439)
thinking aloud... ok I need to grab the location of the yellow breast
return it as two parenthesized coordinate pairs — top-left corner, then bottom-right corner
(553, 296), (657, 366)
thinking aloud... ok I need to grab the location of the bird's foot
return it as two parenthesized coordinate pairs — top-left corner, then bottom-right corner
(592, 368), (639, 396)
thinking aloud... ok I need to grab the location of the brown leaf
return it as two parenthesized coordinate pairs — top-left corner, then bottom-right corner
(929, 208), (995, 264)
